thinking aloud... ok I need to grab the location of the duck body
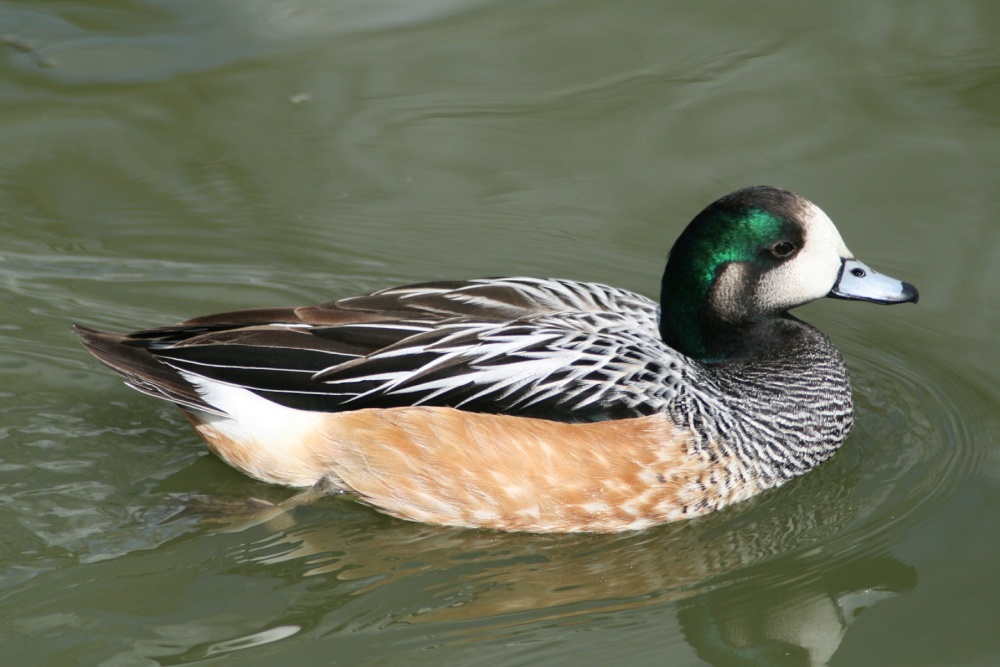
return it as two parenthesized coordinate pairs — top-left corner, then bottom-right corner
(75, 186), (917, 532)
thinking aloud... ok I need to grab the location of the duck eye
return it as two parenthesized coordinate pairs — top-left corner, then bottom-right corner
(771, 241), (796, 258)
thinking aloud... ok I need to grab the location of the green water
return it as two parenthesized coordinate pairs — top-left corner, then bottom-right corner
(2, 1), (999, 665)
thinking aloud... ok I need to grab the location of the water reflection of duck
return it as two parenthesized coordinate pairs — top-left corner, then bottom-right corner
(678, 557), (917, 667)
(76, 186), (917, 532)
(172, 461), (915, 665)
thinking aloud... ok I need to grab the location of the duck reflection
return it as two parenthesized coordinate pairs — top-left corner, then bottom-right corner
(169, 457), (916, 665)
(677, 556), (916, 667)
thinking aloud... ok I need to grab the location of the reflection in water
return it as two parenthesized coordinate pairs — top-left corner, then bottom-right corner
(170, 440), (918, 663)
(677, 557), (916, 667)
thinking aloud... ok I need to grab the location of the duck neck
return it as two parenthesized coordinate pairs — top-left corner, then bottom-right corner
(698, 329), (854, 483)
(660, 264), (798, 364)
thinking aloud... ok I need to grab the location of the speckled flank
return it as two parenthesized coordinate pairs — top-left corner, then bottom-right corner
(273, 407), (755, 533)
(180, 370), (823, 533)
(324, 408), (704, 532)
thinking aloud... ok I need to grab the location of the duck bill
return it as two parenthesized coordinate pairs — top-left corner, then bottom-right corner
(828, 259), (919, 304)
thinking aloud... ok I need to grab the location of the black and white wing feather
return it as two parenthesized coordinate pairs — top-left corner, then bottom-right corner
(79, 278), (686, 423)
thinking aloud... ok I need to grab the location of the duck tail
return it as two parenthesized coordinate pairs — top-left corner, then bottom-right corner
(72, 324), (224, 416)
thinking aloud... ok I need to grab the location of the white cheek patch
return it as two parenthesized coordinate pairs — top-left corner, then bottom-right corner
(807, 204), (852, 258)
(755, 204), (852, 312)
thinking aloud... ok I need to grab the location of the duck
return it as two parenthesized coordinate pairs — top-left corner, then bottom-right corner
(74, 186), (918, 533)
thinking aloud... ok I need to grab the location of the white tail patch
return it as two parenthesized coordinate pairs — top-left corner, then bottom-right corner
(181, 373), (329, 486)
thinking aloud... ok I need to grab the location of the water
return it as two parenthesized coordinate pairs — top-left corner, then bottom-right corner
(2, 1), (999, 665)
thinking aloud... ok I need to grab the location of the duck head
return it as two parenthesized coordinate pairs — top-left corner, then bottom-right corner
(660, 186), (918, 363)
